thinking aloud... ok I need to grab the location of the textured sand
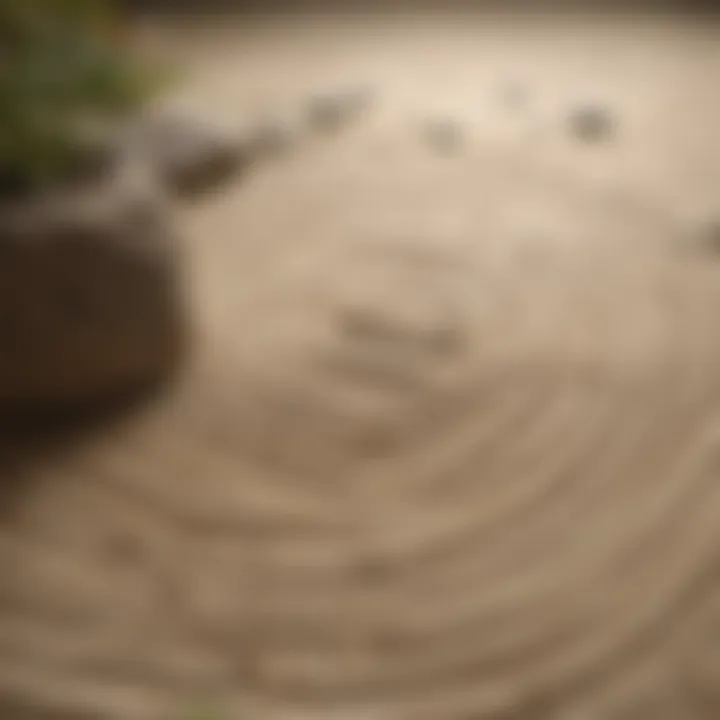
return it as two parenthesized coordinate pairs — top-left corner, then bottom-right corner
(1, 11), (720, 720)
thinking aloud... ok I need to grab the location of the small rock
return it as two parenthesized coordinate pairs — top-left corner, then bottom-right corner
(422, 118), (464, 153)
(692, 217), (720, 255)
(133, 114), (249, 199)
(499, 79), (530, 111)
(307, 94), (347, 131)
(306, 86), (376, 131)
(342, 85), (376, 115)
(247, 115), (297, 158)
(568, 104), (614, 143)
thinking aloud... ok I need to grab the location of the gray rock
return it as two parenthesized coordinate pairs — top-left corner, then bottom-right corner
(691, 217), (720, 255)
(499, 79), (530, 111)
(422, 118), (464, 153)
(306, 86), (376, 131)
(341, 85), (376, 115)
(134, 114), (249, 199)
(568, 104), (614, 143)
(247, 115), (297, 158)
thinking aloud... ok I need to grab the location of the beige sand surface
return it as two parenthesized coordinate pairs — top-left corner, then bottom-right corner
(2, 10), (720, 720)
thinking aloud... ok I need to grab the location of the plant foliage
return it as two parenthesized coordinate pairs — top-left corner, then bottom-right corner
(0, 0), (157, 194)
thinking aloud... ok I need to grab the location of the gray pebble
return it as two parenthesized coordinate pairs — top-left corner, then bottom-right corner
(134, 114), (248, 199)
(307, 94), (344, 130)
(343, 85), (376, 114)
(422, 118), (464, 153)
(248, 116), (296, 158)
(568, 104), (614, 143)
(306, 86), (376, 131)
(692, 218), (720, 255)
(499, 80), (530, 111)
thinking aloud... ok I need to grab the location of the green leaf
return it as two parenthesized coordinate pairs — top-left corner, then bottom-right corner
(0, 0), (167, 192)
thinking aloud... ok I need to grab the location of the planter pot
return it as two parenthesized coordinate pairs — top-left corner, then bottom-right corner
(0, 154), (188, 410)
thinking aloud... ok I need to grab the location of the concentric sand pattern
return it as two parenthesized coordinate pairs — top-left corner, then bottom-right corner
(2, 118), (720, 720)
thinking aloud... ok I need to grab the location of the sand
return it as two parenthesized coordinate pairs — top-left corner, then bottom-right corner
(1, 10), (720, 720)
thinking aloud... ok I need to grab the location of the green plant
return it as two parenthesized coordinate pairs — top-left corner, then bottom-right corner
(0, 0), (159, 195)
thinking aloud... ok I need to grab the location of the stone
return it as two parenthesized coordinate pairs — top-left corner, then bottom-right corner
(133, 114), (249, 199)
(341, 85), (376, 115)
(687, 216), (720, 255)
(568, 104), (614, 143)
(421, 117), (464, 153)
(306, 86), (376, 131)
(246, 114), (298, 158)
(0, 156), (187, 410)
(498, 79), (530, 111)
(306, 93), (350, 131)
